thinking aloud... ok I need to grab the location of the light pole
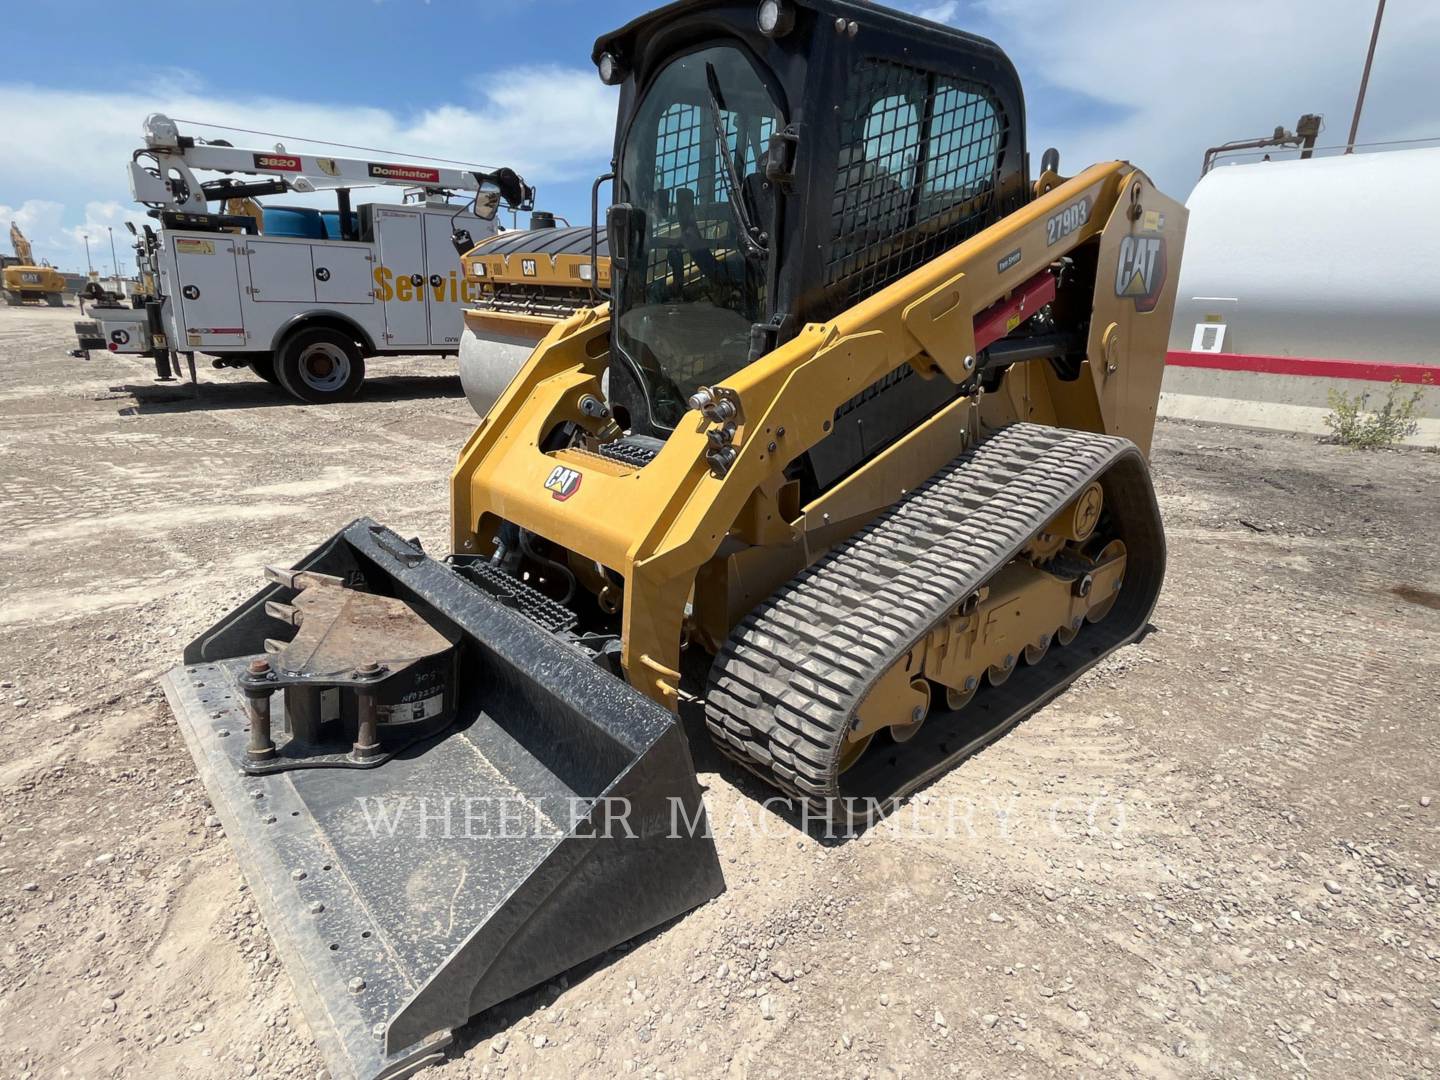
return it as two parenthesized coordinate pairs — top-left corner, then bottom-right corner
(108, 226), (120, 280)
(1346, 0), (1387, 154)
(83, 236), (94, 274)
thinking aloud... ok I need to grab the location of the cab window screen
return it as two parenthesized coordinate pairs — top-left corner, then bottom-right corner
(828, 59), (1007, 307)
(863, 94), (921, 191)
(655, 104), (706, 196)
(926, 86), (1002, 206)
(615, 45), (783, 427)
(653, 104), (775, 205)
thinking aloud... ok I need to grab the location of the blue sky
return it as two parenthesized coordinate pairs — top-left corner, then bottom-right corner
(3, 0), (1435, 274)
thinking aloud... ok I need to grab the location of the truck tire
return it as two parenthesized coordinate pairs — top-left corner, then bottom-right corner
(275, 327), (365, 404)
(247, 355), (281, 386)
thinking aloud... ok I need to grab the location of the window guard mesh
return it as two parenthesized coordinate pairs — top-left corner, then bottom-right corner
(645, 103), (777, 298)
(826, 58), (1007, 307)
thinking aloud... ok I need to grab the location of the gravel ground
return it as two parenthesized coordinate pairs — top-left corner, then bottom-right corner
(1, 302), (1437, 1080)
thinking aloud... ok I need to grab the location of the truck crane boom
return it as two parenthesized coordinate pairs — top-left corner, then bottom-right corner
(128, 113), (534, 220)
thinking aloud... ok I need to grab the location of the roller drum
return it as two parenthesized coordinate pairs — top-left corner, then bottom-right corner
(457, 323), (537, 418)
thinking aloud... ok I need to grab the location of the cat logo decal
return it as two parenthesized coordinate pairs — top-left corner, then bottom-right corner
(544, 465), (583, 501)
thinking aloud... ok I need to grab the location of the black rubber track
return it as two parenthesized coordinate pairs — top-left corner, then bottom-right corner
(704, 422), (1166, 825)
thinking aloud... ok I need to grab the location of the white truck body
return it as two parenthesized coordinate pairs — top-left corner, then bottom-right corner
(73, 306), (150, 355)
(78, 201), (493, 367)
(154, 201), (491, 356)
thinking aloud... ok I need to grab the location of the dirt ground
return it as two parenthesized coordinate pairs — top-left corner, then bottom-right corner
(1, 302), (1438, 1080)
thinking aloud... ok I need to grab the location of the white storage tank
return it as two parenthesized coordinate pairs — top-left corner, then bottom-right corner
(1162, 147), (1440, 446)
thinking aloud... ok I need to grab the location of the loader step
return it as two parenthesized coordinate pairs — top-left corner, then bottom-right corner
(705, 423), (1166, 824)
(452, 556), (578, 634)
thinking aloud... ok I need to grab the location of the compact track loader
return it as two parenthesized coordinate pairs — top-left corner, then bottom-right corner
(165, 2), (1186, 1077)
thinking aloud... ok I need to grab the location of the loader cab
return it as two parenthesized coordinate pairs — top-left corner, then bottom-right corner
(596, 0), (1027, 436)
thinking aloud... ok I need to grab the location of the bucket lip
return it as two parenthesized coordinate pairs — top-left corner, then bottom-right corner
(163, 662), (446, 1080)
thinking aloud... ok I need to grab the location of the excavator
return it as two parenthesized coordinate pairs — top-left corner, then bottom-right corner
(164, 2), (1186, 1077)
(2, 222), (66, 306)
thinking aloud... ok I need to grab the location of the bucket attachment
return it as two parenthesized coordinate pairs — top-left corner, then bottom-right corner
(241, 570), (463, 773)
(164, 518), (725, 1080)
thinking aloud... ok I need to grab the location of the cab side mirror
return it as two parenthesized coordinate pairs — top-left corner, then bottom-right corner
(474, 183), (502, 222)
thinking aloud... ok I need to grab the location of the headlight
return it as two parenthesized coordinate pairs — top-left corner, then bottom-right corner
(757, 0), (795, 36)
(578, 263), (594, 282)
(597, 51), (626, 86)
(469, 262), (486, 278)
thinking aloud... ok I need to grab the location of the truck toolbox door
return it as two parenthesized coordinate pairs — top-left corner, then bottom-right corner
(312, 245), (374, 305)
(247, 240), (318, 303)
(173, 235), (246, 349)
(422, 210), (472, 347)
(374, 208), (429, 348)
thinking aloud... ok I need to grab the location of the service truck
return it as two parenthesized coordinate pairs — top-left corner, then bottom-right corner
(72, 114), (533, 403)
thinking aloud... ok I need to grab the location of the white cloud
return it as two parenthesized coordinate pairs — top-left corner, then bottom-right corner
(1, 199), (65, 239)
(1, 200), (66, 266)
(0, 66), (617, 272)
(910, 0), (1440, 199)
(61, 202), (154, 274)
(915, 1), (959, 23)
(9, 4), (1437, 272)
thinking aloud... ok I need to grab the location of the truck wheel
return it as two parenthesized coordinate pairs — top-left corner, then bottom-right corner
(275, 328), (365, 404)
(247, 355), (281, 386)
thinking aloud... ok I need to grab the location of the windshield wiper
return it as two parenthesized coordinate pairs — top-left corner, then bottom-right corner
(704, 62), (767, 262)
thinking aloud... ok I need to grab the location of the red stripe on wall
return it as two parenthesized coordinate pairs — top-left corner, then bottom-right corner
(1166, 350), (1437, 385)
